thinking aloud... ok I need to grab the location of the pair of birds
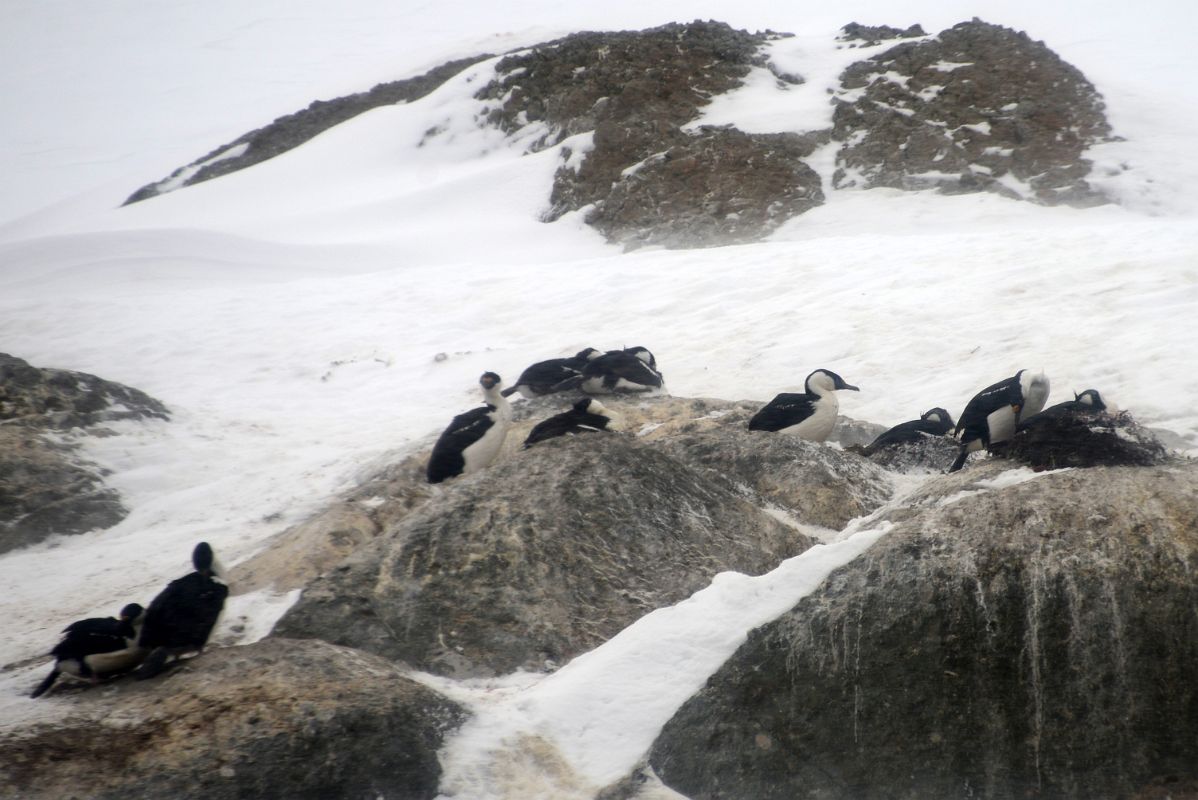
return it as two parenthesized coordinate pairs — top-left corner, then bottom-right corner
(502, 345), (665, 399)
(426, 371), (622, 484)
(426, 346), (660, 484)
(854, 368), (1105, 471)
(32, 542), (228, 698)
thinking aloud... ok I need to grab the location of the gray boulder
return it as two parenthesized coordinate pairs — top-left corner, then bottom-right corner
(0, 638), (465, 800)
(833, 19), (1112, 206)
(274, 431), (814, 678)
(649, 461), (1198, 799)
(0, 354), (168, 552)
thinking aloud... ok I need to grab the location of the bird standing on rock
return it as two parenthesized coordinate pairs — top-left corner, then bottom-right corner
(949, 369), (1050, 472)
(427, 372), (513, 483)
(133, 541), (229, 680)
(749, 368), (860, 442)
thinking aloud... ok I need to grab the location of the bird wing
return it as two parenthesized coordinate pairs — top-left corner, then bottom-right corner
(584, 354), (663, 388)
(865, 418), (953, 453)
(749, 393), (816, 431)
(437, 406), (495, 448)
(514, 358), (579, 391)
(956, 376), (1020, 439)
(62, 616), (126, 637)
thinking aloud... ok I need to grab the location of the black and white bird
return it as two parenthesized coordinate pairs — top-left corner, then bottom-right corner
(1018, 388), (1107, 426)
(949, 369), (1050, 472)
(861, 407), (956, 456)
(426, 371), (513, 483)
(563, 346), (664, 395)
(133, 541), (229, 680)
(501, 348), (601, 399)
(523, 398), (620, 448)
(748, 368), (860, 441)
(31, 602), (145, 698)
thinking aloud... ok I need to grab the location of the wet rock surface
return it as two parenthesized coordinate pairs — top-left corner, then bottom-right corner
(0, 638), (465, 800)
(0, 354), (168, 553)
(649, 461), (1198, 800)
(274, 428), (815, 677)
(832, 19), (1113, 205)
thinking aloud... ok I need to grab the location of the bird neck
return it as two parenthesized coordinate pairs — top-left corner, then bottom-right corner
(483, 385), (511, 418)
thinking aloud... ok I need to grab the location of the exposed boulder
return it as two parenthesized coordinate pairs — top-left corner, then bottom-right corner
(274, 431), (814, 678)
(124, 56), (490, 204)
(235, 394), (885, 591)
(832, 19), (1112, 206)
(649, 461), (1198, 799)
(0, 354), (168, 553)
(0, 638), (465, 800)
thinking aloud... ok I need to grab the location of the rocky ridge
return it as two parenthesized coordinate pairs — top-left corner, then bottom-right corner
(124, 18), (1115, 247)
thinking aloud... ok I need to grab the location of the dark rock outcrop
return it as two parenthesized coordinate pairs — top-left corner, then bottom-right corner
(832, 19), (1112, 206)
(477, 20), (820, 249)
(1, 353), (168, 429)
(0, 638), (465, 800)
(274, 430), (814, 678)
(649, 461), (1198, 799)
(0, 428), (125, 553)
(0, 354), (168, 553)
(838, 22), (928, 47)
(124, 56), (490, 204)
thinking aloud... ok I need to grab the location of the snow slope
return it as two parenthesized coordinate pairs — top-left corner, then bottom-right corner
(1, 1), (1196, 796)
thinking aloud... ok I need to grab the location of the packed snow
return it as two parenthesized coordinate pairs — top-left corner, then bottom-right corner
(1, 0), (1196, 797)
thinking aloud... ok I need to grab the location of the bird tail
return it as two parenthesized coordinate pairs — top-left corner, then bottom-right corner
(31, 668), (60, 699)
(133, 647), (171, 681)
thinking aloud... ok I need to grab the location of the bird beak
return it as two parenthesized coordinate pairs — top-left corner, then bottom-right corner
(844, 383), (860, 392)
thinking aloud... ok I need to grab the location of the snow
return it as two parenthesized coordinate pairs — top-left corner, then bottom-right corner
(1, 0), (1197, 796)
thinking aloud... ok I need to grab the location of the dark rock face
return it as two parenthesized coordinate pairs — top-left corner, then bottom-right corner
(0, 354), (168, 552)
(832, 19), (1112, 206)
(0, 428), (125, 553)
(274, 431), (814, 678)
(0, 353), (168, 429)
(124, 56), (489, 204)
(649, 462), (1198, 800)
(838, 22), (928, 47)
(476, 20), (819, 249)
(585, 127), (824, 249)
(0, 639), (465, 800)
